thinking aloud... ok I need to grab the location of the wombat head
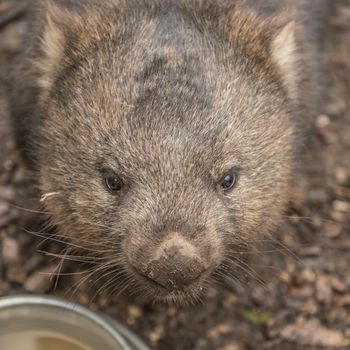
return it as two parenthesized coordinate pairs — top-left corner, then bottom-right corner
(35, 0), (299, 303)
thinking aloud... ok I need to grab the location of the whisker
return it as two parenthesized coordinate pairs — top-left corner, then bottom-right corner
(24, 229), (112, 253)
(225, 257), (267, 289)
(5, 202), (48, 215)
(38, 250), (104, 263)
(65, 260), (118, 300)
(52, 248), (68, 290)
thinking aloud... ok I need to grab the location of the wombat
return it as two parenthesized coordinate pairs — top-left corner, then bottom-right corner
(8, 0), (330, 303)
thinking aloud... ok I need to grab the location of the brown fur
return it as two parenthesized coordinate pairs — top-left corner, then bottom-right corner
(8, 0), (330, 303)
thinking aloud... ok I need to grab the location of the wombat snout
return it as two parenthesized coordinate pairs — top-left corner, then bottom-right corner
(135, 235), (206, 291)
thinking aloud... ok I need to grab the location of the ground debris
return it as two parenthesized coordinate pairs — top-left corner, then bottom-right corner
(24, 264), (58, 293)
(280, 317), (349, 348)
(1, 236), (19, 262)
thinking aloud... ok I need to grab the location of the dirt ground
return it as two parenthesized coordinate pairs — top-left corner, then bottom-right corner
(0, 1), (350, 349)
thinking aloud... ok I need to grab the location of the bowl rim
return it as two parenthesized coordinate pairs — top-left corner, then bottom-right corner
(0, 295), (150, 350)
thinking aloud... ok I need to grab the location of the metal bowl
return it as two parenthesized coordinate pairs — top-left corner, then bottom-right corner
(0, 295), (151, 350)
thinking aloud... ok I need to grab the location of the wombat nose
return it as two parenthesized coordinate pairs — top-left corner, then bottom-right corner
(146, 251), (205, 290)
(144, 237), (206, 290)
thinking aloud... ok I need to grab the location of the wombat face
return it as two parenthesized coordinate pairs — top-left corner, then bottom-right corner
(35, 1), (298, 303)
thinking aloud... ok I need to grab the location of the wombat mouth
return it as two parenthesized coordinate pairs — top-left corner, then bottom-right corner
(128, 264), (210, 302)
(134, 268), (170, 291)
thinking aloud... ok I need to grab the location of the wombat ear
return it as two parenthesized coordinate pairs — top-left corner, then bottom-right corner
(271, 21), (299, 97)
(38, 1), (82, 89)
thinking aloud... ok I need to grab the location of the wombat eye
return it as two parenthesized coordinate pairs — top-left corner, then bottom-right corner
(103, 169), (123, 193)
(218, 169), (238, 192)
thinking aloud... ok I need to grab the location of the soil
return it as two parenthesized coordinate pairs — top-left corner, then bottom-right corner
(0, 1), (349, 349)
